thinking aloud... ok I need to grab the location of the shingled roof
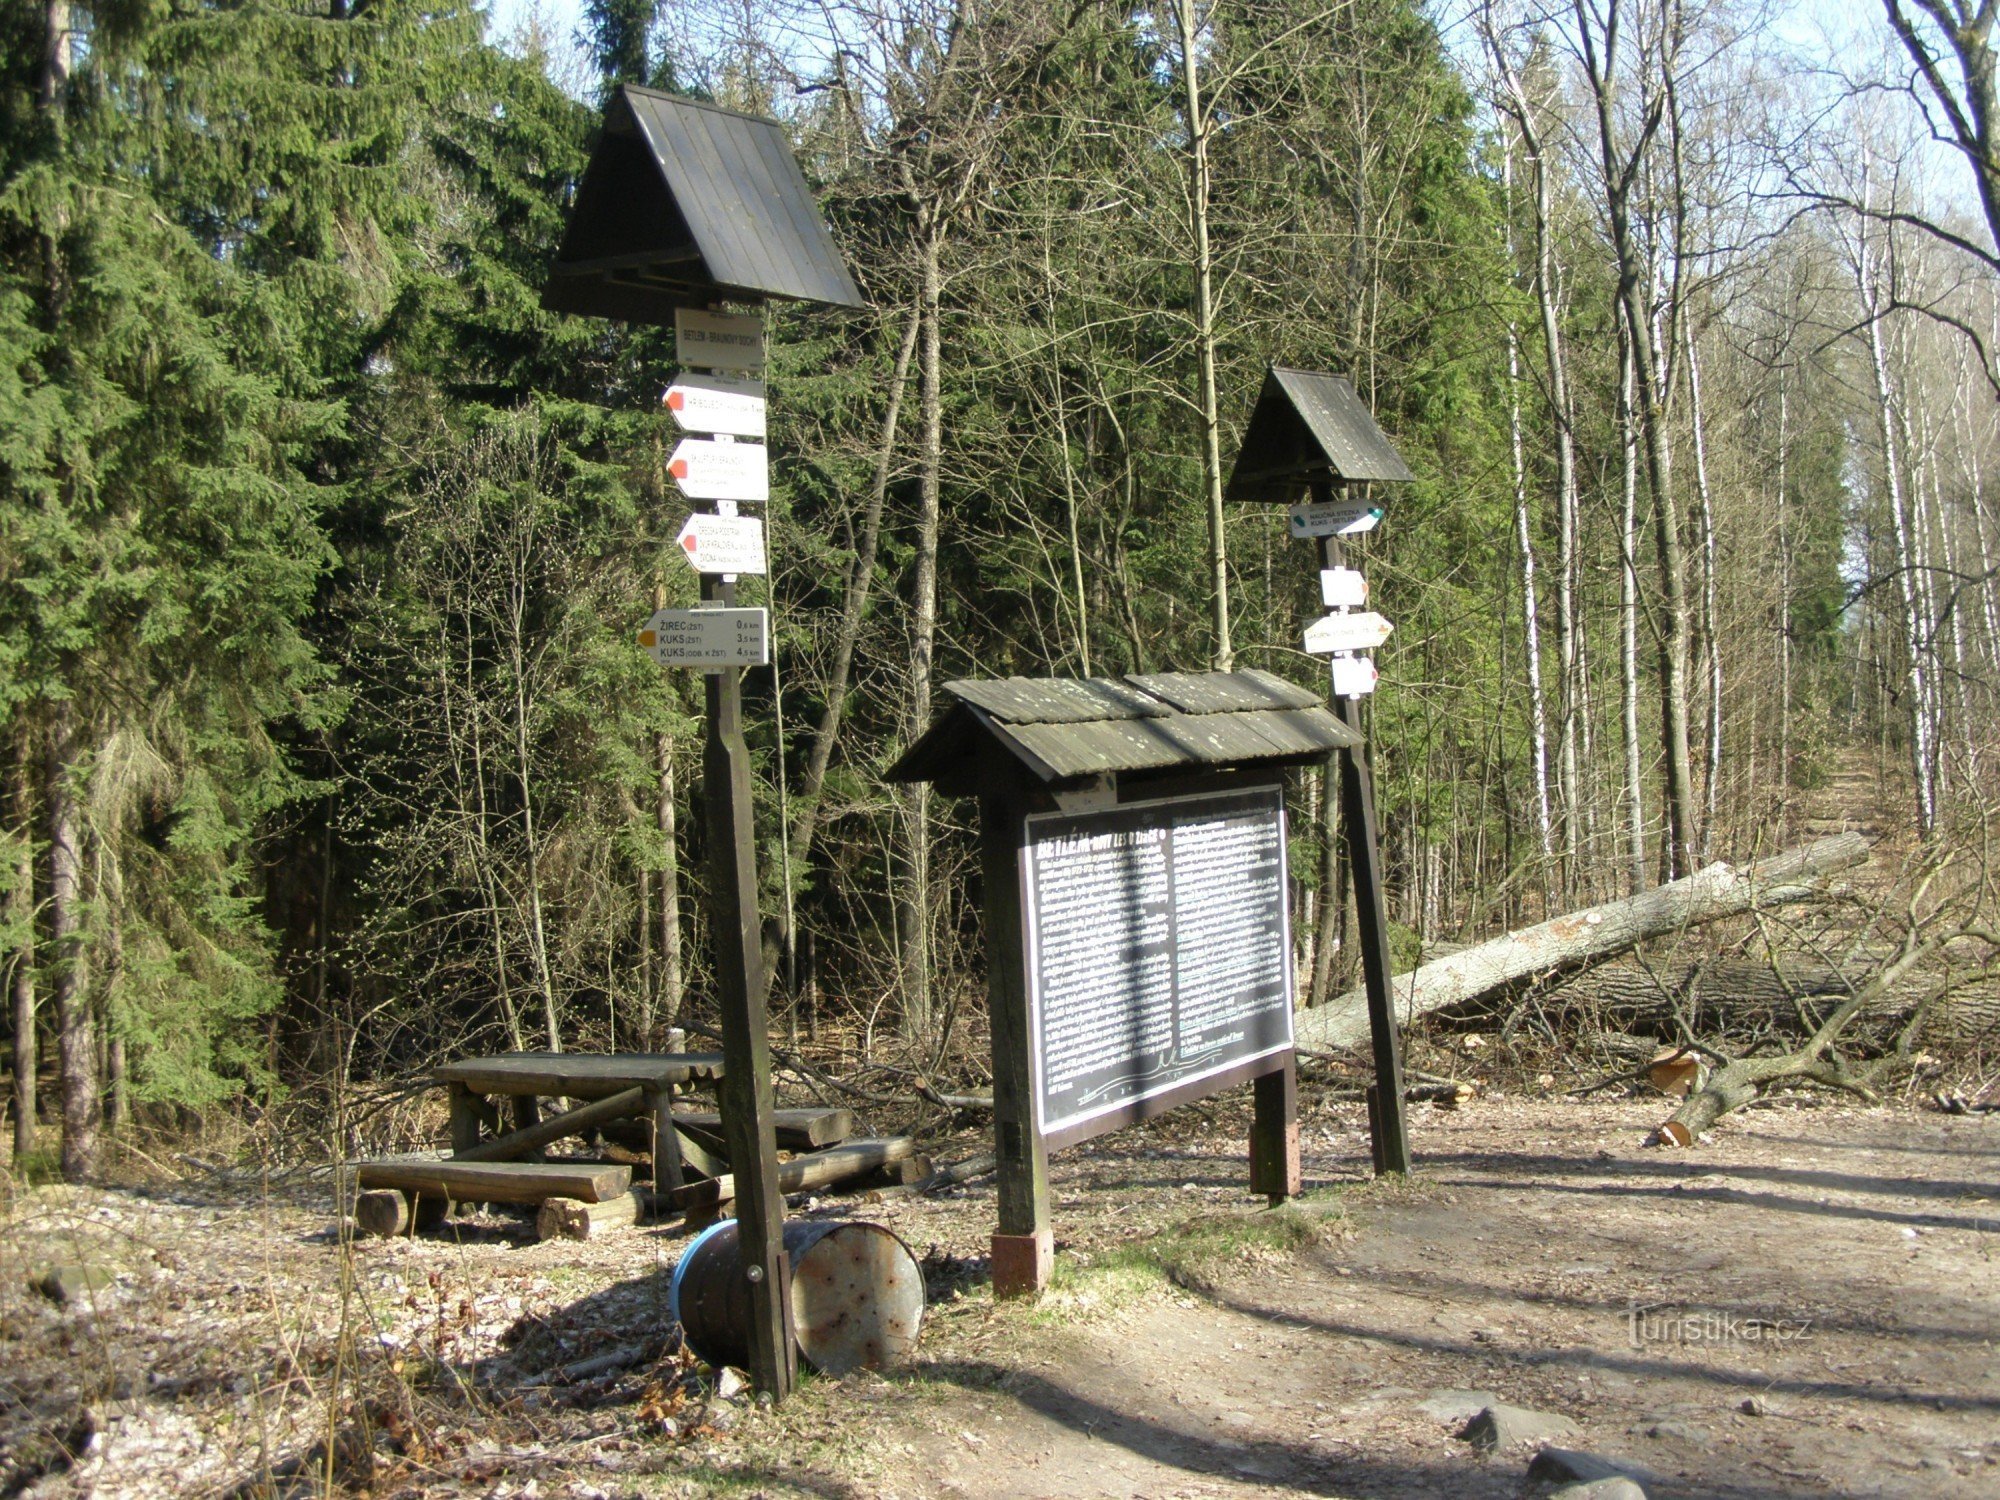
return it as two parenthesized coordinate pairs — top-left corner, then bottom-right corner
(887, 669), (1359, 790)
(1223, 366), (1413, 503)
(542, 86), (865, 325)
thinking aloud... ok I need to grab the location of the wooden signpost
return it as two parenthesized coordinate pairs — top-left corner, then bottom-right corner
(1223, 365), (1415, 1178)
(541, 84), (866, 1403)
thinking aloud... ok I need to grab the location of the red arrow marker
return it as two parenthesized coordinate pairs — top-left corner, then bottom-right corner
(669, 458), (689, 479)
(665, 389), (685, 411)
(681, 534), (698, 554)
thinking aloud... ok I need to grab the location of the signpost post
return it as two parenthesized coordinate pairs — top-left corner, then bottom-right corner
(542, 84), (866, 1402)
(1311, 477), (1411, 1176)
(1220, 365), (1414, 1179)
(683, 314), (794, 1399)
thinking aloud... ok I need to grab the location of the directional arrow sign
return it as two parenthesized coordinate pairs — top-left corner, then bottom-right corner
(669, 438), (769, 502)
(1303, 611), (1394, 655)
(676, 513), (767, 575)
(1330, 655), (1379, 698)
(675, 307), (765, 374)
(638, 607), (769, 670)
(664, 373), (767, 438)
(1289, 500), (1384, 539)
(1320, 566), (1370, 609)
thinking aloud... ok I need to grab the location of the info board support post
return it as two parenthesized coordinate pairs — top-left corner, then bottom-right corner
(1311, 477), (1412, 1176)
(686, 313), (796, 1399)
(980, 785), (1053, 1298)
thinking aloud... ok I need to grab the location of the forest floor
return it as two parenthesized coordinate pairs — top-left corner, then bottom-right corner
(3, 1089), (1997, 1500)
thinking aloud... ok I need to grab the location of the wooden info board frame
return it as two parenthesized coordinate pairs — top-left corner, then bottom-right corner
(887, 669), (1355, 1299)
(1021, 785), (1296, 1154)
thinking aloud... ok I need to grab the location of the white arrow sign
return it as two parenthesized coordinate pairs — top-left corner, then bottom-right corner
(1289, 500), (1384, 539)
(638, 607), (769, 670)
(1304, 610), (1394, 655)
(669, 438), (769, 502)
(676, 513), (767, 575)
(664, 373), (767, 438)
(675, 307), (766, 374)
(1330, 655), (1379, 698)
(1320, 567), (1370, 609)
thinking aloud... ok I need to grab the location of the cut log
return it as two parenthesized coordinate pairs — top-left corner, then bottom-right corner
(672, 1107), (854, 1150)
(355, 1157), (631, 1205)
(536, 1190), (648, 1241)
(1295, 833), (1870, 1053)
(454, 1086), (647, 1163)
(354, 1189), (411, 1238)
(660, 1137), (919, 1215)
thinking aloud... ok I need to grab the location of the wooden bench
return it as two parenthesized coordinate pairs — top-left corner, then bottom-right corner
(353, 1157), (633, 1236)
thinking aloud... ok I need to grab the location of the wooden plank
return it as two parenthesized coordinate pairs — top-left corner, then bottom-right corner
(658, 1137), (920, 1214)
(355, 1157), (632, 1205)
(454, 1086), (646, 1163)
(674, 1107), (852, 1150)
(673, 1123), (727, 1180)
(435, 1052), (724, 1098)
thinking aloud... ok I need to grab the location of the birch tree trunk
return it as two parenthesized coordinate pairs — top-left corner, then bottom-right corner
(1856, 203), (1937, 831)
(1577, 0), (1698, 878)
(897, 225), (944, 1042)
(1683, 321), (1724, 859)
(1618, 324), (1649, 893)
(1167, 0), (1233, 672)
(1500, 129), (1555, 868)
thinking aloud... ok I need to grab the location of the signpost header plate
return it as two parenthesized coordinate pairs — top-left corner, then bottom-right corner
(675, 308), (767, 374)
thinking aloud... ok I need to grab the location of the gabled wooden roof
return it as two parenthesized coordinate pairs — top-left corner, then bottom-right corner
(1224, 366), (1413, 503)
(542, 86), (865, 325)
(887, 669), (1359, 790)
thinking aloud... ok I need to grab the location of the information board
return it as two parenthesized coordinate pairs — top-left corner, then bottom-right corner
(1022, 786), (1294, 1144)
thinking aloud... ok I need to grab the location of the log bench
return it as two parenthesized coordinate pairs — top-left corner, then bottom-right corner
(353, 1157), (634, 1236)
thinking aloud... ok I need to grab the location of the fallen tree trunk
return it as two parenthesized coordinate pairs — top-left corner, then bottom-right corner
(1294, 834), (1870, 1054)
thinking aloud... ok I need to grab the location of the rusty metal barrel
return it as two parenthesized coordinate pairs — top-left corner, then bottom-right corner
(670, 1218), (924, 1375)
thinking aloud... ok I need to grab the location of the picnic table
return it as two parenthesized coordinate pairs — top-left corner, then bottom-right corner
(435, 1050), (726, 1191)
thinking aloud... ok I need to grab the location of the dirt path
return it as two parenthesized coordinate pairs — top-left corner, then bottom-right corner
(4, 1096), (1996, 1498)
(863, 1098), (1999, 1500)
